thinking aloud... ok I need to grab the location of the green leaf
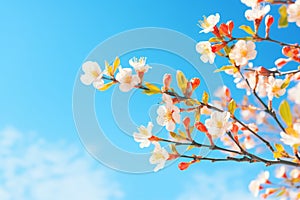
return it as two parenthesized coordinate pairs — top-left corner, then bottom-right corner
(170, 144), (179, 154)
(176, 70), (188, 95)
(280, 78), (290, 89)
(178, 130), (186, 138)
(186, 145), (195, 151)
(170, 132), (187, 142)
(239, 25), (255, 35)
(195, 107), (201, 121)
(113, 57), (120, 74)
(98, 81), (114, 91)
(276, 189), (286, 197)
(279, 100), (292, 127)
(142, 82), (161, 95)
(223, 46), (231, 55)
(209, 37), (221, 43)
(214, 65), (238, 73)
(275, 143), (284, 152)
(278, 5), (288, 28)
(228, 99), (237, 115)
(202, 91), (209, 104)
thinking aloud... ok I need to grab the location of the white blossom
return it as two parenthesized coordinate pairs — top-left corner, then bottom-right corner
(245, 4), (270, 21)
(129, 57), (151, 73)
(280, 123), (300, 147)
(149, 142), (169, 172)
(241, 0), (259, 7)
(288, 82), (300, 104)
(196, 41), (216, 64)
(198, 13), (220, 33)
(115, 67), (140, 92)
(133, 122), (153, 148)
(287, 0), (300, 27)
(156, 104), (180, 132)
(266, 76), (286, 100)
(80, 61), (104, 89)
(229, 40), (257, 67)
(205, 111), (231, 139)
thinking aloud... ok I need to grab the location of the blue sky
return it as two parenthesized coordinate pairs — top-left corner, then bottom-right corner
(1, 0), (300, 199)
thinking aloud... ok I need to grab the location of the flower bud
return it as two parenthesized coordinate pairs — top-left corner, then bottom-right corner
(226, 20), (234, 36)
(178, 162), (191, 170)
(275, 58), (289, 68)
(265, 15), (274, 27)
(282, 46), (291, 57)
(257, 66), (271, 76)
(264, 15), (274, 38)
(183, 117), (190, 129)
(162, 74), (172, 91)
(195, 121), (208, 132)
(149, 136), (161, 142)
(190, 77), (200, 90)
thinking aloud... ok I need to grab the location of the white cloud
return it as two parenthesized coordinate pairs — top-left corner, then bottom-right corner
(177, 169), (258, 200)
(0, 127), (124, 200)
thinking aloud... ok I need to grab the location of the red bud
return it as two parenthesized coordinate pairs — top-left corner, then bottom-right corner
(282, 46), (291, 57)
(225, 86), (231, 100)
(190, 77), (200, 90)
(231, 123), (239, 134)
(211, 42), (226, 53)
(149, 136), (161, 141)
(219, 23), (230, 38)
(195, 121), (208, 132)
(212, 26), (222, 39)
(183, 117), (190, 129)
(227, 20), (234, 36)
(265, 15), (274, 27)
(275, 58), (289, 68)
(178, 162), (190, 170)
(257, 66), (271, 76)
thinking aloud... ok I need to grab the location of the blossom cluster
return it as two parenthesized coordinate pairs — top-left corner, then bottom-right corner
(79, 0), (300, 199)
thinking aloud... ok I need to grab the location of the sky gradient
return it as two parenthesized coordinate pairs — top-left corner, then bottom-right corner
(1, 0), (300, 199)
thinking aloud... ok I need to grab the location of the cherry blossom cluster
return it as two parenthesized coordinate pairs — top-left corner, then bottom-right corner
(193, 0), (300, 198)
(79, 0), (300, 199)
(249, 167), (300, 199)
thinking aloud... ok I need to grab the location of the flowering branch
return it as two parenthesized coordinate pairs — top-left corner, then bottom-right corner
(79, 0), (300, 199)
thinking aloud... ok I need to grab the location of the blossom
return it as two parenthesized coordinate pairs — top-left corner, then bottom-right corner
(229, 40), (257, 67)
(241, 0), (259, 7)
(249, 171), (270, 197)
(156, 94), (181, 131)
(245, 4), (270, 21)
(244, 136), (255, 149)
(115, 67), (140, 92)
(133, 122), (154, 148)
(275, 166), (287, 179)
(196, 41), (216, 64)
(149, 142), (169, 172)
(198, 13), (220, 33)
(288, 82), (300, 104)
(290, 168), (300, 179)
(280, 123), (300, 147)
(80, 61), (105, 89)
(266, 76), (286, 100)
(204, 111), (231, 139)
(129, 57), (150, 73)
(287, 0), (300, 27)
(249, 180), (261, 197)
